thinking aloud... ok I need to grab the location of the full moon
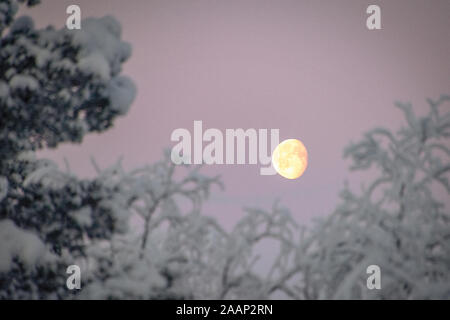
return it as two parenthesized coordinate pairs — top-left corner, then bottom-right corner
(272, 139), (308, 179)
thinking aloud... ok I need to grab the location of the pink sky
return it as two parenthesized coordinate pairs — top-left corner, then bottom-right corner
(24, 0), (450, 228)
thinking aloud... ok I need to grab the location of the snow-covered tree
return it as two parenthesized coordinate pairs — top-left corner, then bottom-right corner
(291, 96), (450, 299)
(75, 156), (300, 300)
(0, 0), (135, 160)
(0, 0), (136, 298)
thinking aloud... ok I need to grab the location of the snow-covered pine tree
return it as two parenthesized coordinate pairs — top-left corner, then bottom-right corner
(0, 0), (137, 298)
(0, 0), (136, 159)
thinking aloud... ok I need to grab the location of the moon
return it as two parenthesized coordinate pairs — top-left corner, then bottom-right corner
(272, 139), (308, 179)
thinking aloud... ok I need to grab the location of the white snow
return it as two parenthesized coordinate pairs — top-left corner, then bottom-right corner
(52, 58), (75, 73)
(9, 74), (39, 91)
(107, 76), (136, 114)
(71, 16), (132, 76)
(77, 52), (111, 80)
(23, 161), (67, 189)
(0, 81), (9, 99)
(0, 220), (53, 272)
(69, 207), (93, 227)
(0, 176), (7, 202)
